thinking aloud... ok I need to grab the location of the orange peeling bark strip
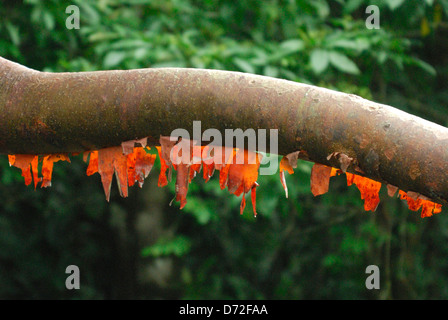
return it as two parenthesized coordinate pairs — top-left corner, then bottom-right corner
(310, 163), (332, 196)
(398, 190), (442, 218)
(40, 154), (70, 188)
(156, 146), (169, 187)
(311, 164), (382, 213)
(330, 167), (341, 177)
(279, 156), (294, 198)
(189, 163), (201, 183)
(240, 193), (246, 215)
(387, 184), (398, 197)
(12, 155), (36, 186)
(85, 146), (155, 198)
(327, 152), (353, 173)
(121, 137), (148, 155)
(226, 149), (262, 216)
(133, 147), (156, 188)
(161, 141), (261, 215)
(202, 161), (215, 183)
(171, 141), (194, 209)
(201, 145), (215, 182)
(279, 171), (288, 198)
(127, 151), (137, 187)
(41, 156), (54, 188)
(251, 184), (258, 217)
(8, 141), (443, 219)
(175, 163), (190, 210)
(217, 148), (238, 190)
(97, 146), (128, 201)
(346, 172), (381, 212)
(227, 150), (261, 195)
(31, 156), (40, 189)
(159, 136), (177, 166)
(86, 151), (99, 176)
(8, 155), (15, 166)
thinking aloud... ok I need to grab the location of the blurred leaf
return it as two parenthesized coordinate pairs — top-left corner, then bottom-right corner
(328, 38), (370, 53)
(386, 0), (406, 10)
(329, 51), (360, 75)
(263, 65), (279, 78)
(183, 197), (215, 224)
(250, 48), (269, 66)
(141, 235), (192, 257)
(279, 39), (305, 54)
(406, 57), (437, 76)
(310, 49), (329, 74)
(103, 51), (126, 68)
(233, 57), (256, 74)
(42, 11), (55, 31)
(311, 0), (330, 17)
(5, 22), (20, 46)
(75, 1), (101, 25)
(343, 0), (364, 13)
(440, 0), (448, 15)
(109, 39), (150, 50)
(376, 51), (388, 64)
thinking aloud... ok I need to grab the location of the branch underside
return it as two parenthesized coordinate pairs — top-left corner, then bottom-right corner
(1, 56), (448, 206)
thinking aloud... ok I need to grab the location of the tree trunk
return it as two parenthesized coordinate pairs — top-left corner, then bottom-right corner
(1, 56), (447, 206)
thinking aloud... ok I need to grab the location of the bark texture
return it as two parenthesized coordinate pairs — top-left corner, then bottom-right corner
(1, 56), (448, 205)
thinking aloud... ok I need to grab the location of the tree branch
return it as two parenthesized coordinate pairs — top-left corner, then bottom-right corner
(1, 56), (447, 205)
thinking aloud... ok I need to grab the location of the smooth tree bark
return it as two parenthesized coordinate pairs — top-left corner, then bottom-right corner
(1, 56), (448, 206)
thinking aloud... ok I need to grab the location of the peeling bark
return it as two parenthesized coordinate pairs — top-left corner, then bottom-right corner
(1, 56), (448, 205)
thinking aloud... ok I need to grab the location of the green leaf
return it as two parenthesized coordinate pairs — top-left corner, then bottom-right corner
(267, 39), (305, 64)
(329, 38), (370, 52)
(263, 66), (279, 78)
(328, 39), (358, 50)
(310, 49), (329, 74)
(133, 47), (147, 60)
(386, 0), (406, 10)
(439, 0), (448, 15)
(183, 197), (214, 224)
(329, 51), (360, 75)
(279, 39), (305, 54)
(343, 0), (364, 13)
(5, 22), (20, 46)
(109, 39), (149, 50)
(42, 11), (55, 31)
(407, 57), (437, 76)
(250, 48), (269, 66)
(103, 51), (126, 68)
(311, 0), (330, 17)
(376, 51), (388, 64)
(233, 58), (256, 74)
(141, 236), (192, 257)
(75, 1), (101, 25)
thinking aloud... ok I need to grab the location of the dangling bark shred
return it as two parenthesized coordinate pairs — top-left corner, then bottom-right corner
(346, 172), (381, 212)
(310, 163), (333, 196)
(279, 156), (294, 198)
(7, 139), (443, 218)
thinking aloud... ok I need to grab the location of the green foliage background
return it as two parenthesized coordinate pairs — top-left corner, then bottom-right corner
(1, 0), (448, 299)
